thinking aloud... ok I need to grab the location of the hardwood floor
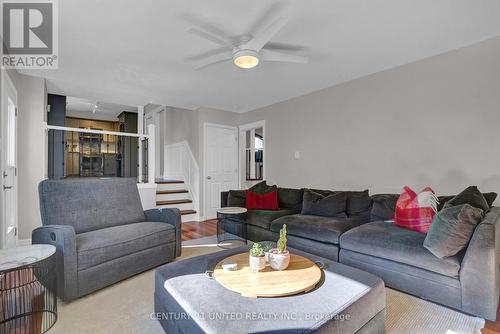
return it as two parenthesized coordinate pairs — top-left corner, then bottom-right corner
(484, 306), (500, 334)
(181, 219), (217, 241)
(181, 220), (500, 332)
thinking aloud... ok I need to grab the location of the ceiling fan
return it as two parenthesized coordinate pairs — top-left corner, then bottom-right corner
(187, 13), (308, 70)
(92, 102), (101, 114)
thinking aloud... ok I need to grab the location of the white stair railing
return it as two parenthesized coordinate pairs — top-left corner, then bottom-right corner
(44, 123), (156, 184)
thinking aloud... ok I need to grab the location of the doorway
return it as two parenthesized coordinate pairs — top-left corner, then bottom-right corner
(203, 123), (238, 220)
(1, 71), (18, 248)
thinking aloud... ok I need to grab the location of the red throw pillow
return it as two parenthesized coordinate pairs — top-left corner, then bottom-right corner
(246, 190), (280, 210)
(394, 186), (438, 233)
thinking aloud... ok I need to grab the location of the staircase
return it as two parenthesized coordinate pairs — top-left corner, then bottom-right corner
(156, 180), (197, 222)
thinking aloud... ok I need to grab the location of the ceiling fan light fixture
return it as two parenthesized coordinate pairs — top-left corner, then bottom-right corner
(233, 50), (259, 69)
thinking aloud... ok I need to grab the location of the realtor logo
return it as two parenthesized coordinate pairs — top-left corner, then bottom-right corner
(1, 0), (58, 69)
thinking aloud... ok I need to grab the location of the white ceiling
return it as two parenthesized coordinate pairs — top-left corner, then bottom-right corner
(22, 0), (500, 113)
(66, 96), (136, 121)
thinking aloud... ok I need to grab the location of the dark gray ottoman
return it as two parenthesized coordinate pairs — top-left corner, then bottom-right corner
(154, 247), (385, 334)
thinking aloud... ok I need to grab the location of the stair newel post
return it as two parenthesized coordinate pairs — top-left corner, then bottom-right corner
(147, 124), (156, 185)
(137, 105), (144, 183)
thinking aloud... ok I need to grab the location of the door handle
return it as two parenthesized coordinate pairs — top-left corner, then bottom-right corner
(2, 172), (7, 178)
(207, 176), (212, 180)
(3, 186), (13, 190)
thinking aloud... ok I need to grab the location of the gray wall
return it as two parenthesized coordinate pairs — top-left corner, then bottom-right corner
(164, 106), (239, 217)
(165, 106), (200, 159)
(239, 36), (500, 197)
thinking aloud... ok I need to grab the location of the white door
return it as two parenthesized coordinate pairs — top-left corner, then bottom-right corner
(1, 71), (18, 248)
(204, 124), (238, 219)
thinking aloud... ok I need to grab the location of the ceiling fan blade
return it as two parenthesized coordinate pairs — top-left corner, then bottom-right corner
(194, 53), (233, 70)
(260, 50), (308, 63)
(186, 47), (229, 62)
(246, 17), (288, 51)
(188, 28), (232, 47)
(265, 42), (306, 52)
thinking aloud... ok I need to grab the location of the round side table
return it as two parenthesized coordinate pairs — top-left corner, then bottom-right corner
(217, 207), (248, 248)
(0, 244), (57, 334)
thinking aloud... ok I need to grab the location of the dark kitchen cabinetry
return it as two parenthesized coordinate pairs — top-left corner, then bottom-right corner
(79, 133), (104, 177)
(117, 112), (138, 177)
(47, 94), (66, 179)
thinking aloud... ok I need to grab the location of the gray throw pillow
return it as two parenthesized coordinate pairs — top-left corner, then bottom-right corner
(438, 191), (497, 211)
(301, 189), (347, 217)
(346, 190), (372, 218)
(370, 194), (399, 221)
(424, 204), (484, 259)
(249, 181), (277, 195)
(278, 188), (304, 210)
(227, 190), (246, 208)
(442, 186), (490, 212)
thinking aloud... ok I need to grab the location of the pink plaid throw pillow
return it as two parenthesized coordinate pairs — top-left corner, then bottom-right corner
(394, 186), (438, 233)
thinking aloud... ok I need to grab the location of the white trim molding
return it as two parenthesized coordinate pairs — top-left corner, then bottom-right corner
(45, 124), (150, 138)
(137, 182), (158, 210)
(1, 69), (19, 249)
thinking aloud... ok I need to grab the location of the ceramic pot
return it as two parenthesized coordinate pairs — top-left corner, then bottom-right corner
(260, 241), (276, 264)
(268, 249), (290, 270)
(264, 251), (271, 264)
(249, 255), (266, 272)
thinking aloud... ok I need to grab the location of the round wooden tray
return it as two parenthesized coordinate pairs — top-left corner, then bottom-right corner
(213, 252), (322, 298)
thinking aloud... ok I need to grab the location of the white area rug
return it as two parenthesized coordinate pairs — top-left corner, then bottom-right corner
(48, 236), (485, 334)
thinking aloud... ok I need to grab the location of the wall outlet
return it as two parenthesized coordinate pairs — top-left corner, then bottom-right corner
(294, 151), (301, 159)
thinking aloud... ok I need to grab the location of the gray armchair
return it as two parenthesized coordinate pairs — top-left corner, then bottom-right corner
(32, 178), (180, 301)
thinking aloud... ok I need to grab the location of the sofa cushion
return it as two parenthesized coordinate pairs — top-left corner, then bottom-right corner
(271, 214), (365, 245)
(246, 209), (299, 229)
(438, 191), (497, 211)
(301, 189), (347, 217)
(437, 195), (454, 211)
(227, 190), (246, 207)
(370, 194), (398, 221)
(278, 188), (304, 210)
(249, 181), (277, 194)
(424, 204), (484, 259)
(340, 221), (461, 278)
(77, 221), (175, 270)
(39, 178), (145, 234)
(442, 186), (490, 212)
(346, 190), (372, 219)
(483, 192), (497, 206)
(307, 189), (372, 219)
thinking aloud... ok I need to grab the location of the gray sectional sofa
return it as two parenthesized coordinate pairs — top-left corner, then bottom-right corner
(221, 186), (500, 320)
(33, 178), (181, 301)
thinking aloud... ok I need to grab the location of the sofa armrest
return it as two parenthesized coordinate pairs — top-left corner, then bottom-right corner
(459, 207), (500, 320)
(221, 191), (229, 208)
(144, 208), (182, 257)
(32, 225), (78, 301)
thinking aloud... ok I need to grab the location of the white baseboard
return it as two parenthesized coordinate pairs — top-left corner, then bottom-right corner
(17, 239), (32, 246)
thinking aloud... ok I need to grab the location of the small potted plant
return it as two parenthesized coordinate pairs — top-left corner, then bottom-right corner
(261, 241), (276, 264)
(269, 224), (290, 270)
(249, 243), (266, 272)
